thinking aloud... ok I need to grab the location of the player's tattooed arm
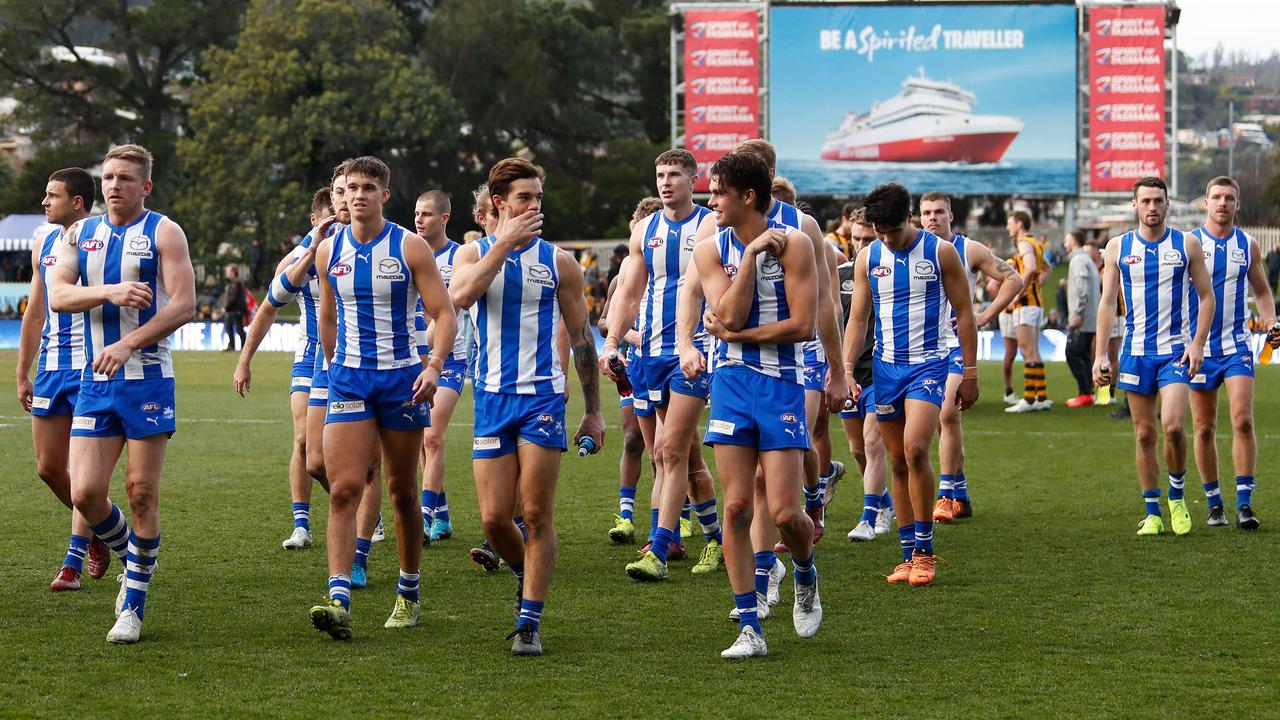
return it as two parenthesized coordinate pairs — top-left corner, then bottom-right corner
(973, 245), (1024, 325)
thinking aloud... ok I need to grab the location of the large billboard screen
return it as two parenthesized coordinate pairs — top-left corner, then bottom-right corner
(768, 3), (1078, 195)
(1088, 5), (1166, 192)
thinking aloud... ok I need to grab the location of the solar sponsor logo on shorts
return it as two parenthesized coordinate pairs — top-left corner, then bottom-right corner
(473, 436), (500, 451)
(31, 396), (51, 410)
(72, 416), (96, 430)
(1191, 373), (1207, 384)
(328, 400), (365, 414)
(291, 376), (311, 388)
(633, 398), (649, 410)
(310, 388), (329, 400)
(707, 419), (735, 435)
(875, 403), (895, 415)
(1118, 372), (1140, 385)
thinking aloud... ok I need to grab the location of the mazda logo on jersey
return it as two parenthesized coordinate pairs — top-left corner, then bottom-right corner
(378, 258), (402, 274)
(871, 266), (892, 278)
(129, 237), (149, 251)
(914, 260), (937, 280)
(331, 263), (353, 277)
(1231, 249), (1247, 264)
(527, 263), (554, 287)
(760, 256), (782, 275)
(41, 255), (57, 267)
(1162, 251), (1184, 267)
(1122, 255), (1142, 265)
(438, 265), (453, 280)
(646, 236), (663, 248)
(80, 238), (104, 251)
(841, 279), (854, 291)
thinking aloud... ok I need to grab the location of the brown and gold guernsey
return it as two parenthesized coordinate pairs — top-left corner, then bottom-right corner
(1011, 234), (1046, 309)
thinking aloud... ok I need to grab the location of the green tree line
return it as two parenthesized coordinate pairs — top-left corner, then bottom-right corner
(0, 0), (671, 256)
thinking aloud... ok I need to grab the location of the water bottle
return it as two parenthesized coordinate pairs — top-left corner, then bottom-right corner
(1098, 363), (1111, 385)
(608, 355), (632, 397)
(577, 436), (597, 457)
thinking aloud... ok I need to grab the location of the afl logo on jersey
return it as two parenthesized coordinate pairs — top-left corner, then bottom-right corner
(871, 266), (892, 278)
(331, 263), (353, 277)
(41, 255), (58, 267)
(1122, 255), (1142, 265)
(80, 238), (104, 251)
(722, 263), (739, 279)
(646, 236), (663, 248)
(527, 263), (554, 288)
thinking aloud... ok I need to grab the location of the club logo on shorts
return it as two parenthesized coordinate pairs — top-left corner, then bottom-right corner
(41, 255), (58, 267)
(79, 238), (104, 251)
(780, 412), (797, 423)
(331, 263), (353, 277)
(527, 263), (554, 288)
(913, 260), (937, 280)
(646, 236), (663, 248)
(1121, 255), (1142, 265)
(163, 406), (174, 419)
(871, 266), (892, 278)
(328, 400), (366, 414)
(142, 402), (159, 412)
(473, 436), (500, 451)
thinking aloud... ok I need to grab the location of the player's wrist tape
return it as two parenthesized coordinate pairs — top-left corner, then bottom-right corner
(427, 356), (445, 371)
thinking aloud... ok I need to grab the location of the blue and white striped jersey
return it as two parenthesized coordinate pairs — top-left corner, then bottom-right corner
(67, 211), (173, 380)
(1117, 228), (1191, 357)
(327, 222), (421, 370)
(866, 230), (952, 365)
(944, 233), (978, 350)
(713, 221), (805, 383)
(37, 227), (86, 372)
(470, 236), (565, 395)
(430, 239), (470, 360)
(1189, 227), (1253, 357)
(638, 205), (712, 358)
(768, 198), (823, 364)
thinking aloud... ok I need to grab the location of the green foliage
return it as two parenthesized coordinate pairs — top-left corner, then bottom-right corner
(176, 0), (460, 255)
(0, 0), (248, 209)
(0, 144), (100, 215)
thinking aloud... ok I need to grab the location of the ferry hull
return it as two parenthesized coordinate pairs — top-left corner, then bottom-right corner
(820, 131), (1019, 163)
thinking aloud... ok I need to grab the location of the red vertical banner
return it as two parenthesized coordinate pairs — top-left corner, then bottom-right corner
(684, 9), (761, 191)
(1088, 6), (1166, 192)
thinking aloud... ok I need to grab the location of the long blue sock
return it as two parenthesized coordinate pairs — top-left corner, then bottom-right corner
(90, 503), (130, 563)
(1236, 476), (1255, 509)
(1142, 487), (1162, 516)
(648, 508), (659, 542)
(1168, 471), (1186, 501)
(518, 599), (544, 631)
(63, 534), (90, 572)
(509, 562), (524, 581)
(803, 483), (823, 511)
(898, 525), (914, 562)
(693, 498), (722, 543)
(354, 537), (372, 570)
(514, 516), (527, 541)
(398, 570), (420, 603)
(328, 574), (352, 609)
(753, 551), (775, 597)
(123, 532), (159, 620)
(913, 520), (934, 554)
(292, 502), (310, 531)
(436, 492), (450, 523)
(681, 498), (692, 522)
(938, 474), (956, 500)
(618, 486), (637, 521)
(860, 493), (882, 524)
(1203, 481), (1224, 509)
(734, 591), (761, 634)
(650, 526), (677, 563)
(953, 473), (969, 502)
(793, 552), (816, 586)
(421, 489), (439, 526)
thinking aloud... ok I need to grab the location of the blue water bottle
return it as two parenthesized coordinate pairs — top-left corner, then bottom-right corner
(577, 436), (597, 457)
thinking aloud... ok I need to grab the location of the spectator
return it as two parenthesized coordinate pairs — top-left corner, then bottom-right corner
(606, 243), (628, 286)
(1267, 246), (1280, 297)
(1055, 277), (1068, 321)
(197, 274), (220, 320)
(249, 237), (264, 288)
(1063, 231), (1099, 407)
(221, 264), (248, 351)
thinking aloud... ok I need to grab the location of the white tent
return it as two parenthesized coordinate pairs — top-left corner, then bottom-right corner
(0, 214), (56, 252)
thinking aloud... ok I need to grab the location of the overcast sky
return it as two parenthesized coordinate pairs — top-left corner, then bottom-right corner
(1173, 0), (1280, 61)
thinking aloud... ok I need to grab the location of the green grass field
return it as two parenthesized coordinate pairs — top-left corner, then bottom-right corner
(0, 351), (1275, 718)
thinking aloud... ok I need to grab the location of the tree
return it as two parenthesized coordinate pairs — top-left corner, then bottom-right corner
(0, 0), (248, 208)
(176, 0), (459, 256)
(0, 144), (100, 215)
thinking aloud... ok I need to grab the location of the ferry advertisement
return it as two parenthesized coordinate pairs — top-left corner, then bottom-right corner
(768, 2), (1078, 195)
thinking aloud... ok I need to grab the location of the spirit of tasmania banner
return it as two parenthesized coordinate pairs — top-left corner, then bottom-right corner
(768, 3), (1077, 196)
(1088, 5), (1166, 192)
(683, 9), (760, 192)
